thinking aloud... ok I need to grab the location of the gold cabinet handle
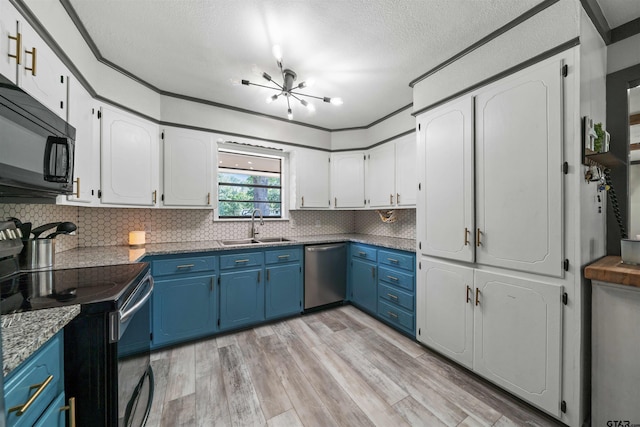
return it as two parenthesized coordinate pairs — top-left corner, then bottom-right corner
(8, 31), (22, 64)
(358, 251), (367, 257)
(390, 194), (393, 205)
(176, 264), (195, 269)
(59, 397), (76, 427)
(387, 311), (398, 319)
(74, 178), (81, 198)
(387, 275), (399, 282)
(464, 227), (470, 246)
(24, 46), (36, 76)
(207, 192), (211, 205)
(301, 196), (304, 207)
(234, 259), (249, 263)
(387, 258), (399, 264)
(152, 190), (157, 204)
(475, 288), (480, 306)
(9, 374), (53, 416)
(397, 193), (400, 205)
(277, 254), (290, 259)
(476, 228), (482, 247)
(466, 285), (472, 304)
(334, 197), (337, 207)
(387, 293), (398, 300)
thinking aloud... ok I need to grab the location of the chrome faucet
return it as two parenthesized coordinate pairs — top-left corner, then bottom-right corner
(251, 209), (264, 239)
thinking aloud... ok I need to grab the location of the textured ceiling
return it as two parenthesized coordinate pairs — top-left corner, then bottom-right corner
(596, 0), (640, 28)
(67, 0), (547, 129)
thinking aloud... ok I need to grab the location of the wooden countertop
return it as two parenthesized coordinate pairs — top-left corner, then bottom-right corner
(584, 256), (640, 288)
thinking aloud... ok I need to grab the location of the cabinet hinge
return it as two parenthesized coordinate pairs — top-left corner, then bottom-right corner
(419, 242), (422, 250)
(418, 183), (421, 191)
(161, 131), (164, 140)
(564, 259), (569, 271)
(92, 108), (95, 115)
(419, 261), (422, 270)
(560, 400), (567, 413)
(161, 194), (165, 202)
(328, 157), (330, 163)
(300, 266), (302, 273)
(562, 65), (568, 77)
(364, 199), (367, 205)
(217, 318), (220, 327)
(150, 332), (153, 341)
(218, 276), (221, 285)
(563, 162), (568, 174)
(60, 75), (64, 83)
(363, 154), (366, 160)
(418, 328), (421, 336)
(98, 189), (102, 198)
(60, 101), (64, 109)
(418, 123), (421, 131)
(97, 110), (102, 119)
(562, 292), (568, 305)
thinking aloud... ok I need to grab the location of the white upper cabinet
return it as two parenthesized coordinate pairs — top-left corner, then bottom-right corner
(60, 77), (99, 204)
(475, 59), (563, 277)
(0, 1), (21, 83)
(473, 270), (562, 416)
(417, 96), (474, 263)
(394, 133), (417, 207)
(162, 127), (215, 207)
(366, 143), (395, 207)
(331, 151), (365, 208)
(100, 106), (159, 206)
(290, 148), (330, 209)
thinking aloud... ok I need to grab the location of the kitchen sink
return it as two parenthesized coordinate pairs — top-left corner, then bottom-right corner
(220, 238), (261, 246)
(256, 237), (292, 243)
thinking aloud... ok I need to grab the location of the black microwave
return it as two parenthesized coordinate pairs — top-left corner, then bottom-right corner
(0, 73), (75, 200)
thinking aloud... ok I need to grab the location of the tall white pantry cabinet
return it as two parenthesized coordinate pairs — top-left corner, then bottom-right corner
(415, 49), (584, 423)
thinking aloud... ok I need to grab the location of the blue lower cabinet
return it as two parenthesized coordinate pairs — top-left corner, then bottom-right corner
(33, 392), (67, 427)
(351, 257), (377, 314)
(378, 300), (415, 335)
(219, 268), (265, 330)
(152, 274), (217, 348)
(266, 264), (302, 320)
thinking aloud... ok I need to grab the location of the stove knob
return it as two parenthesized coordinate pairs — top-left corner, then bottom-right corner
(0, 230), (6, 240)
(15, 228), (23, 238)
(7, 229), (15, 239)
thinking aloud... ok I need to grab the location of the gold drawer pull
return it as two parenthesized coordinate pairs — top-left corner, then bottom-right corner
(397, 193), (400, 204)
(207, 192), (211, 205)
(301, 196), (304, 207)
(387, 311), (398, 319)
(387, 293), (398, 300)
(60, 397), (76, 427)
(475, 288), (480, 306)
(9, 375), (54, 416)
(387, 275), (399, 282)
(466, 285), (472, 304)
(277, 254), (290, 259)
(358, 251), (367, 257)
(387, 258), (399, 263)
(74, 178), (80, 198)
(464, 227), (470, 246)
(152, 190), (157, 204)
(176, 264), (195, 269)
(8, 31), (22, 64)
(476, 228), (482, 247)
(24, 46), (36, 76)
(235, 259), (250, 263)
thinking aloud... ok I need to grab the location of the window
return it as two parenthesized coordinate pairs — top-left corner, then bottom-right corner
(217, 151), (282, 218)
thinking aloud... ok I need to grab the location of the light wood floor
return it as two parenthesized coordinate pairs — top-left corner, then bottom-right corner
(147, 305), (563, 427)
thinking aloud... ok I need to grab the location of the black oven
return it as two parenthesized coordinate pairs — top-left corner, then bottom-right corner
(0, 73), (75, 200)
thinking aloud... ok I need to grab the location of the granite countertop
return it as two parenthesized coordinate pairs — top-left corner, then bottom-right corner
(3, 233), (415, 377)
(55, 233), (416, 269)
(585, 256), (640, 288)
(2, 306), (80, 376)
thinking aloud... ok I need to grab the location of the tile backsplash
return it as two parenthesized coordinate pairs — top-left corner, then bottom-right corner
(2, 203), (415, 249)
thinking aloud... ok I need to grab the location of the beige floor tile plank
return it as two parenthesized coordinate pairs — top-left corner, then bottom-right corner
(393, 395), (448, 427)
(316, 309), (349, 332)
(301, 311), (339, 340)
(267, 409), (305, 427)
(147, 358), (171, 427)
(254, 324), (276, 337)
(491, 415), (521, 427)
(273, 321), (375, 427)
(331, 305), (370, 330)
(322, 328), (409, 405)
(311, 343), (410, 427)
(260, 333), (340, 427)
(160, 394), (196, 427)
(194, 340), (231, 427)
(164, 344), (196, 401)
(218, 343), (267, 426)
(216, 332), (238, 348)
(283, 316), (324, 349)
(236, 329), (293, 420)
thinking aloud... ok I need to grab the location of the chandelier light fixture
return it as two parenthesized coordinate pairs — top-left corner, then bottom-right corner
(241, 45), (343, 120)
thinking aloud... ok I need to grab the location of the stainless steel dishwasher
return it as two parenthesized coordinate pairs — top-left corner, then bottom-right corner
(304, 243), (347, 310)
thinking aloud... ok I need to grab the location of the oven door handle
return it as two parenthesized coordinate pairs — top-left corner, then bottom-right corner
(120, 274), (154, 324)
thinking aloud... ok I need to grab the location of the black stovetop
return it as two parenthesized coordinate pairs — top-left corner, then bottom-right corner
(0, 263), (150, 315)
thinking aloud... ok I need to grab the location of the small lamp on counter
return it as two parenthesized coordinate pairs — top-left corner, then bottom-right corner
(128, 231), (146, 248)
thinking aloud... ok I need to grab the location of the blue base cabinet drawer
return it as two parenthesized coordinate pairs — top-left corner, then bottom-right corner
(378, 300), (415, 334)
(152, 255), (216, 277)
(33, 392), (67, 427)
(379, 249), (414, 272)
(220, 252), (264, 269)
(265, 247), (301, 264)
(351, 244), (377, 262)
(4, 332), (64, 427)
(379, 266), (414, 292)
(378, 283), (414, 312)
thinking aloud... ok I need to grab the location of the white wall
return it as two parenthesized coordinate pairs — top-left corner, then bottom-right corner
(607, 33), (640, 75)
(412, 0), (581, 112)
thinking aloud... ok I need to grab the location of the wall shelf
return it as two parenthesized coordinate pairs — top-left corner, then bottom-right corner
(584, 149), (625, 168)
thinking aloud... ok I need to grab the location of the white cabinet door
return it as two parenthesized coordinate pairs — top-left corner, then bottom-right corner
(418, 96), (474, 263)
(366, 143), (395, 207)
(395, 133), (417, 207)
(475, 60), (563, 277)
(61, 77), (99, 204)
(100, 106), (159, 206)
(162, 127), (214, 207)
(19, 23), (68, 119)
(292, 149), (330, 208)
(0, 1), (21, 83)
(331, 151), (365, 208)
(473, 270), (562, 416)
(417, 257), (474, 369)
